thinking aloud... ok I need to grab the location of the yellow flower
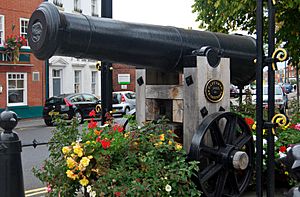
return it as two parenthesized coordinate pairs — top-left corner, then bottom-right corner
(168, 140), (172, 145)
(159, 134), (165, 141)
(66, 157), (77, 169)
(154, 141), (163, 147)
(285, 171), (289, 175)
(73, 144), (83, 157)
(133, 142), (138, 146)
(66, 170), (78, 180)
(124, 132), (130, 138)
(79, 177), (89, 186)
(62, 146), (71, 154)
(88, 155), (93, 159)
(86, 141), (91, 145)
(78, 164), (86, 171)
(263, 129), (267, 135)
(252, 123), (256, 130)
(80, 157), (91, 167)
(175, 143), (182, 151)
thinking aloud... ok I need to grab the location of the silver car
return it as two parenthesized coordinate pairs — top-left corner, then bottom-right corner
(112, 91), (136, 115)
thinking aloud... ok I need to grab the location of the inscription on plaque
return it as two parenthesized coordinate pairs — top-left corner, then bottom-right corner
(204, 79), (224, 103)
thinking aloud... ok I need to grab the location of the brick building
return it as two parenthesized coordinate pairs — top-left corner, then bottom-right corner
(0, 0), (45, 118)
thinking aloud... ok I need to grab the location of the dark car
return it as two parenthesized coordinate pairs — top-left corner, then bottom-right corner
(43, 93), (101, 126)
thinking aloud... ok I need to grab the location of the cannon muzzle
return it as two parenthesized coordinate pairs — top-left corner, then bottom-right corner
(28, 2), (256, 86)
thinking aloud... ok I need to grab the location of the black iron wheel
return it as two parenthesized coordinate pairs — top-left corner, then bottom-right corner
(188, 112), (254, 197)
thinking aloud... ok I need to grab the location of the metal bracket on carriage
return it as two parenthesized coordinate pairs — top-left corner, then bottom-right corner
(192, 46), (222, 68)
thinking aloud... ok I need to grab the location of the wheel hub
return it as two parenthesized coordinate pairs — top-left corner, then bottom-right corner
(232, 151), (249, 170)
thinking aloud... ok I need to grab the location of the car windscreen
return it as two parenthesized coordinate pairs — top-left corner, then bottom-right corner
(45, 97), (64, 105)
(112, 94), (120, 104)
(263, 87), (282, 95)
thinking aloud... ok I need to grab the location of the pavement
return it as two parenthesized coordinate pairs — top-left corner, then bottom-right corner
(16, 117), (45, 129)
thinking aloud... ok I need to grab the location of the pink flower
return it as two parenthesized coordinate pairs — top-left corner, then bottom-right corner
(47, 184), (52, 193)
(294, 123), (300, 131)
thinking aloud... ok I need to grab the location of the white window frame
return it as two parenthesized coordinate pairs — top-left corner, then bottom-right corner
(7, 72), (27, 107)
(19, 18), (29, 48)
(74, 0), (81, 12)
(74, 70), (81, 93)
(0, 15), (4, 46)
(32, 72), (40, 81)
(91, 0), (98, 16)
(91, 71), (97, 94)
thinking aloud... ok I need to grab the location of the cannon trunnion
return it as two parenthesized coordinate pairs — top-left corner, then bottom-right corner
(28, 2), (255, 87)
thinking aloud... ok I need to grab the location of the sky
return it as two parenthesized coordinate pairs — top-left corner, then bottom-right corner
(112, 0), (199, 29)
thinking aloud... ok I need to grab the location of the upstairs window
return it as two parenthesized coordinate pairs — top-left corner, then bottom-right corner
(20, 18), (29, 46)
(0, 15), (4, 46)
(74, 0), (82, 13)
(91, 0), (98, 16)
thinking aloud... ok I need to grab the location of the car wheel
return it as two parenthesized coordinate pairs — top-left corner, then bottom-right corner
(44, 119), (53, 126)
(74, 111), (83, 123)
(123, 107), (130, 115)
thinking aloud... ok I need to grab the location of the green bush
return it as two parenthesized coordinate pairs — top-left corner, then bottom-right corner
(33, 113), (201, 197)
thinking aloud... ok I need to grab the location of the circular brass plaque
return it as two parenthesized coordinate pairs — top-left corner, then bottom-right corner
(204, 79), (224, 103)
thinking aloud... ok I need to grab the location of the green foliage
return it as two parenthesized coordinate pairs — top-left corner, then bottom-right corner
(33, 116), (201, 196)
(192, 0), (300, 65)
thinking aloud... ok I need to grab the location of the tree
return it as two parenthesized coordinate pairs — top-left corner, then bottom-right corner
(192, 0), (300, 64)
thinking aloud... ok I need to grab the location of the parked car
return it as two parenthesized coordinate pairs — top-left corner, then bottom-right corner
(230, 84), (239, 98)
(43, 93), (101, 126)
(112, 91), (136, 115)
(252, 85), (288, 113)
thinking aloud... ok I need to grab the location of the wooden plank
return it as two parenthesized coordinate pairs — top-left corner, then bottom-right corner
(145, 85), (183, 99)
(136, 69), (146, 125)
(173, 100), (183, 123)
(183, 57), (230, 152)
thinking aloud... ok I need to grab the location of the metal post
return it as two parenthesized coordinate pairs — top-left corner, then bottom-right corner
(101, 0), (113, 124)
(256, 0), (264, 196)
(267, 0), (275, 196)
(0, 110), (24, 197)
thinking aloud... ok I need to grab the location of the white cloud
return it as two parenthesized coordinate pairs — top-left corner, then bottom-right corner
(112, 0), (199, 29)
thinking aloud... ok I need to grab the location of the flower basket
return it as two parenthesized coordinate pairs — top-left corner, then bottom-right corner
(4, 35), (26, 63)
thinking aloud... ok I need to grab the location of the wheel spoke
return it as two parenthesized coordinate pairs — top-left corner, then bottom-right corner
(223, 115), (237, 144)
(211, 121), (225, 147)
(199, 163), (223, 183)
(214, 170), (229, 197)
(200, 146), (220, 160)
(228, 171), (240, 195)
(234, 134), (252, 149)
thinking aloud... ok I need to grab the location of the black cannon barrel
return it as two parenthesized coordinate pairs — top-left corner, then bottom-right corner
(28, 2), (256, 86)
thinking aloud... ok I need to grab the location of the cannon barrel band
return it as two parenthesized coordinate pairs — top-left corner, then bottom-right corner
(28, 2), (256, 86)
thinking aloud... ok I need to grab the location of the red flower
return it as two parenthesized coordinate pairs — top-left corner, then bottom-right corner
(89, 109), (96, 117)
(113, 124), (124, 133)
(88, 119), (97, 129)
(279, 146), (287, 153)
(114, 192), (121, 197)
(96, 136), (101, 142)
(100, 139), (111, 149)
(244, 117), (254, 126)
